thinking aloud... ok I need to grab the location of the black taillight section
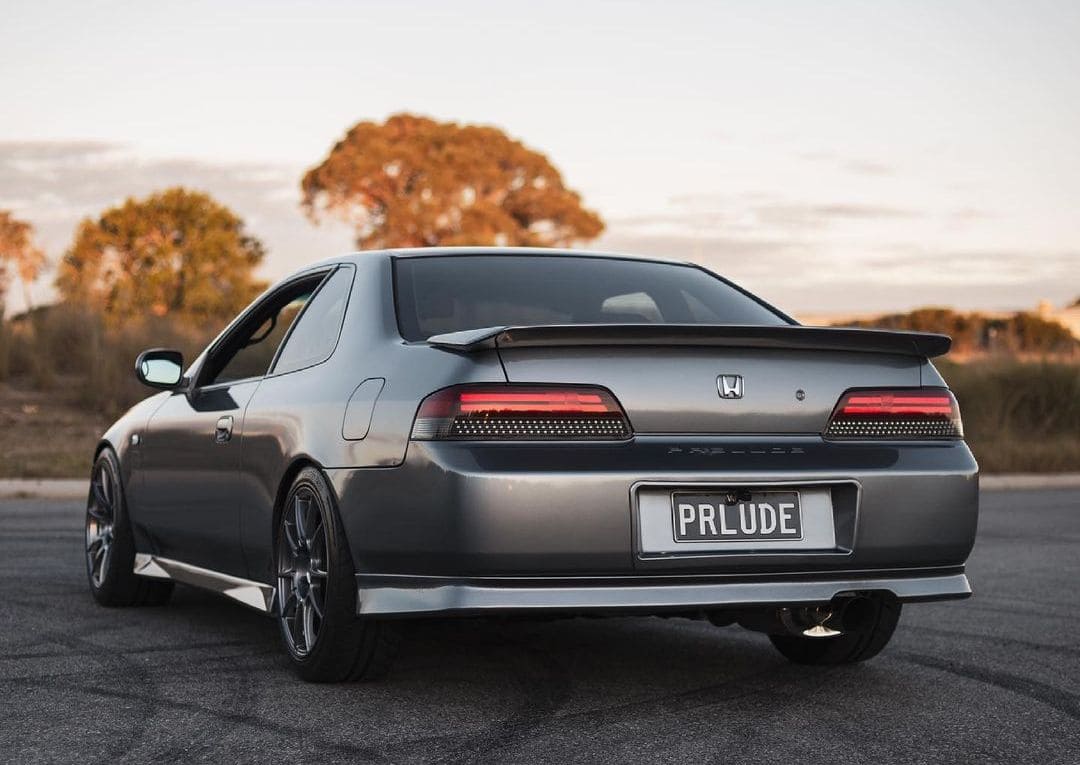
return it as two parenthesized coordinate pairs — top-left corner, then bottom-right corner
(411, 385), (631, 441)
(825, 388), (963, 440)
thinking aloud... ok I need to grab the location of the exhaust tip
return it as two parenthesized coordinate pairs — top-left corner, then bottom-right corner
(779, 606), (844, 638)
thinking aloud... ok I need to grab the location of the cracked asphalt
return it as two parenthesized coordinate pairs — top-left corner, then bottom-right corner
(1, 489), (1078, 764)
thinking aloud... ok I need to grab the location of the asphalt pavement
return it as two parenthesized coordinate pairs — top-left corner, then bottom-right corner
(1, 489), (1077, 764)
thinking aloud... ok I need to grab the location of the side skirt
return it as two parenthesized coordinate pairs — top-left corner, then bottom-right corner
(133, 553), (275, 613)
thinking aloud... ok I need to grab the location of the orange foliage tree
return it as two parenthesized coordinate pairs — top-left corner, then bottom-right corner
(301, 114), (604, 249)
(0, 210), (47, 311)
(56, 188), (267, 324)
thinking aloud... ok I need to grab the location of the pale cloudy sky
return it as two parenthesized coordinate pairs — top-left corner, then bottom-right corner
(1, 0), (1077, 315)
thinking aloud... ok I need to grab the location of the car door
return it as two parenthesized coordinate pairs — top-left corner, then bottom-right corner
(137, 270), (333, 575)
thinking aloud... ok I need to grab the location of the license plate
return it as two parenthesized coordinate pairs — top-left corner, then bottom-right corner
(672, 490), (803, 542)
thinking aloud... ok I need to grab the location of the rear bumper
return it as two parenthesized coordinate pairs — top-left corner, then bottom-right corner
(326, 435), (979, 584)
(355, 570), (971, 616)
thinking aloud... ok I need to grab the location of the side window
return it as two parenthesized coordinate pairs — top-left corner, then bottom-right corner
(272, 266), (353, 375)
(201, 273), (328, 386)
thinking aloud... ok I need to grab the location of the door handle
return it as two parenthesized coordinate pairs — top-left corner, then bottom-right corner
(214, 415), (234, 443)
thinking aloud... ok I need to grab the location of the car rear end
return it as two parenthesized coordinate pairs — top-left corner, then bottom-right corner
(338, 252), (978, 641)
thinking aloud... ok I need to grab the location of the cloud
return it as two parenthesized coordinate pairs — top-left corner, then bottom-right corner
(2, 142), (1070, 318)
(949, 207), (995, 222)
(0, 140), (354, 313)
(842, 159), (893, 176)
(597, 189), (1075, 312)
(795, 151), (894, 177)
(595, 230), (1078, 314)
(862, 247), (1076, 284)
(752, 202), (918, 230)
(610, 195), (921, 238)
(0, 140), (119, 162)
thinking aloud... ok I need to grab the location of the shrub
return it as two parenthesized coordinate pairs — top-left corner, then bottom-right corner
(939, 359), (1080, 472)
(1, 305), (217, 418)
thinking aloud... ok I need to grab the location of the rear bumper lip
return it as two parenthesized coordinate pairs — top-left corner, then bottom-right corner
(355, 571), (971, 616)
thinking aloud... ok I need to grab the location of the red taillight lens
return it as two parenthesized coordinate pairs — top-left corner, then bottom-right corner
(411, 385), (631, 441)
(825, 388), (963, 440)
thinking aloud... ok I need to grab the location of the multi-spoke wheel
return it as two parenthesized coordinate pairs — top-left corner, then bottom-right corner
(277, 487), (329, 657)
(275, 467), (399, 682)
(85, 448), (173, 607)
(85, 460), (117, 589)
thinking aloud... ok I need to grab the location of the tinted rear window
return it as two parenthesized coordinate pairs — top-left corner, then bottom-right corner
(393, 255), (788, 341)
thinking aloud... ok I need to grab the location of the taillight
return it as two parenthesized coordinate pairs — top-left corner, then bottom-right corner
(411, 385), (631, 441)
(825, 388), (963, 440)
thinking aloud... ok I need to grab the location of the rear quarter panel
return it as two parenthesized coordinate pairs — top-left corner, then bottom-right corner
(236, 255), (506, 582)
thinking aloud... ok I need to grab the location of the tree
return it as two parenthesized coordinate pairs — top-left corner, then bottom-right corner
(0, 211), (47, 311)
(56, 188), (267, 323)
(301, 113), (604, 249)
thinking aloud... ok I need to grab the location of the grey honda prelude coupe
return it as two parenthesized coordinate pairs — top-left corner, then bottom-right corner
(84, 248), (978, 682)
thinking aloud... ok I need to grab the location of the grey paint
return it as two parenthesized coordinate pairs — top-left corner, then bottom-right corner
(326, 437), (976, 578)
(497, 346), (920, 434)
(342, 378), (385, 440)
(134, 553), (274, 612)
(354, 573), (972, 616)
(139, 379), (260, 576)
(91, 247), (978, 618)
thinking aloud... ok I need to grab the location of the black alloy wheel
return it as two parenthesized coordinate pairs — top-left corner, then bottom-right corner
(85, 448), (173, 607)
(275, 467), (399, 682)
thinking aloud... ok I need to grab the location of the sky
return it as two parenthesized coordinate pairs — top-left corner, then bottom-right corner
(1, 0), (1077, 316)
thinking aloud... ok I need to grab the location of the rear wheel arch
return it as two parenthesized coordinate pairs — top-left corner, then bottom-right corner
(93, 439), (114, 463)
(271, 458), (343, 551)
(273, 458), (318, 530)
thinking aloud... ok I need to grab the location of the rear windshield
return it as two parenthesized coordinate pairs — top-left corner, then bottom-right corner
(393, 255), (789, 341)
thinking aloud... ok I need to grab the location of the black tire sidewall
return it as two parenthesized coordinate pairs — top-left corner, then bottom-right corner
(86, 449), (138, 605)
(276, 467), (363, 675)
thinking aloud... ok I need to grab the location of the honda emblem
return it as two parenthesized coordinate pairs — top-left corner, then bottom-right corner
(717, 374), (744, 399)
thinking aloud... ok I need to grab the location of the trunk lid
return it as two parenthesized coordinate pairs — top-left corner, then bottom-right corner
(429, 324), (945, 435)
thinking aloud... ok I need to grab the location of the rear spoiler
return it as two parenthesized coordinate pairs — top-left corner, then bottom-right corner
(427, 324), (952, 358)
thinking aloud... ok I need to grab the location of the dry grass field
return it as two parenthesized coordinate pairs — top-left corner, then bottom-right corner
(0, 379), (110, 478)
(1, 307), (1077, 478)
(939, 359), (1080, 473)
(0, 357), (1075, 479)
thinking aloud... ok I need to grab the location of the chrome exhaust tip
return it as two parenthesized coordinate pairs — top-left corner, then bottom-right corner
(779, 605), (843, 638)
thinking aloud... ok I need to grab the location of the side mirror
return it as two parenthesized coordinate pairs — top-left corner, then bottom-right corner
(135, 348), (185, 390)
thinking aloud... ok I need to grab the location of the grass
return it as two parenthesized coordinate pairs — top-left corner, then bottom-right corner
(0, 308), (1076, 477)
(0, 305), (213, 479)
(938, 359), (1080, 473)
(0, 378), (111, 478)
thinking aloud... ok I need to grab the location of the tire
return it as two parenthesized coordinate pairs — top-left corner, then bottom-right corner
(275, 467), (399, 682)
(85, 448), (174, 607)
(769, 595), (901, 665)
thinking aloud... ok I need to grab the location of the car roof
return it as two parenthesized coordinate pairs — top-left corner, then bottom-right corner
(299, 247), (695, 273)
